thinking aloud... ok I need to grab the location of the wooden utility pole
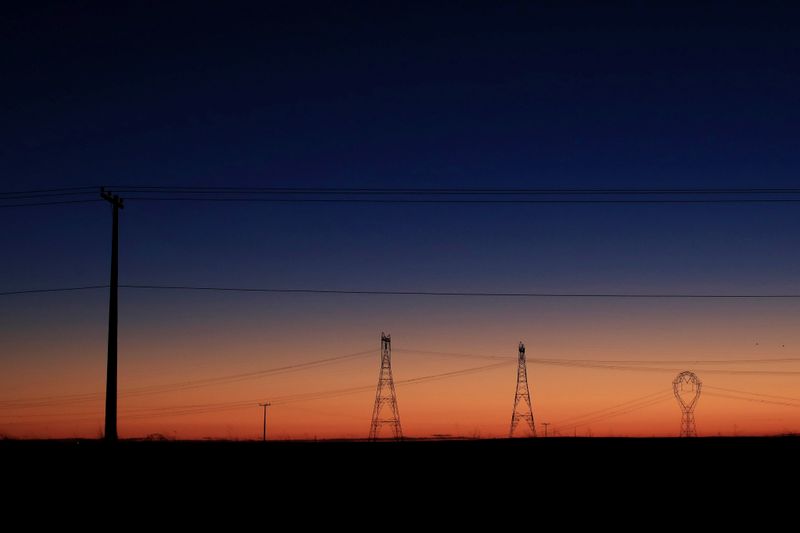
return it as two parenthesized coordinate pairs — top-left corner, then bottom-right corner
(101, 188), (123, 442)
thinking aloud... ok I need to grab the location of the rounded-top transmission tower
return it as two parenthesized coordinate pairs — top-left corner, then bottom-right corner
(673, 371), (701, 437)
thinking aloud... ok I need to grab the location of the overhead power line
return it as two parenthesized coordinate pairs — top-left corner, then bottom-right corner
(7, 185), (800, 207)
(0, 199), (104, 208)
(6, 186), (800, 195)
(5, 283), (800, 298)
(704, 385), (800, 403)
(105, 284), (800, 298)
(395, 348), (800, 365)
(553, 395), (675, 433)
(553, 390), (673, 426)
(704, 391), (800, 408)
(0, 192), (102, 200)
(7, 348), (800, 413)
(0, 186), (97, 196)
(396, 349), (800, 376)
(0, 360), (514, 421)
(0, 285), (109, 296)
(99, 186), (800, 195)
(98, 185), (800, 205)
(13, 196), (800, 208)
(529, 359), (800, 376)
(36, 360), (515, 422)
(123, 197), (800, 205)
(0, 349), (375, 409)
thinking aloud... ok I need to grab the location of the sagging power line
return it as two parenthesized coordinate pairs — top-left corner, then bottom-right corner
(0, 349), (376, 409)
(6, 284), (800, 298)
(9, 185), (800, 208)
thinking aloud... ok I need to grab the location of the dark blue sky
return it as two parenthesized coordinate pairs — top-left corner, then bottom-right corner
(2, 2), (800, 331)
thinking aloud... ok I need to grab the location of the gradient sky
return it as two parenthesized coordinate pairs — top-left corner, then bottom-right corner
(3, 3), (800, 439)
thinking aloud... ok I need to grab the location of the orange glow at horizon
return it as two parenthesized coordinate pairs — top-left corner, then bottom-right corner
(3, 298), (800, 440)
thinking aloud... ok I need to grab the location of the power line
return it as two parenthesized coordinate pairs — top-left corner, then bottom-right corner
(101, 186), (800, 195)
(0, 349), (375, 409)
(11, 185), (800, 198)
(0, 285), (109, 296)
(9, 186), (800, 203)
(704, 385), (800, 403)
(117, 349), (375, 398)
(532, 357), (800, 365)
(704, 391), (800, 408)
(117, 285), (800, 298)
(395, 348), (509, 361)
(553, 390), (673, 426)
(395, 348), (800, 365)
(5, 283), (800, 298)
(99, 185), (800, 204)
(8, 185), (800, 207)
(0, 199), (104, 208)
(12, 284), (800, 299)
(0, 192), (101, 200)
(396, 349), (800, 376)
(123, 197), (800, 205)
(109, 361), (513, 420)
(268, 361), (513, 406)
(553, 396), (674, 433)
(4, 344), (798, 411)
(530, 359), (800, 376)
(0, 186), (97, 196)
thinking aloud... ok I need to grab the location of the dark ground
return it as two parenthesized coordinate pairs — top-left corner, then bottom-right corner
(3, 437), (794, 518)
(3, 436), (797, 478)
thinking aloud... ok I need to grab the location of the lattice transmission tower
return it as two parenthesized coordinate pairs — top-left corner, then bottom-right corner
(673, 371), (701, 437)
(509, 341), (537, 437)
(368, 332), (403, 440)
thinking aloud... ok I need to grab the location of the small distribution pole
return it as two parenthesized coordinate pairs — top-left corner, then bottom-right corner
(259, 402), (271, 441)
(101, 187), (123, 442)
(542, 422), (550, 437)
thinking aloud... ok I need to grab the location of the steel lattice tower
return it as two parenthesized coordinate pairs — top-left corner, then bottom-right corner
(673, 371), (701, 437)
(368, 332), (403, 440)
(509, 341), (537, 438)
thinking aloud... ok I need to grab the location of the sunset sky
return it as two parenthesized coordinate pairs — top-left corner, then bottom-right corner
(2, 3), (800, 439)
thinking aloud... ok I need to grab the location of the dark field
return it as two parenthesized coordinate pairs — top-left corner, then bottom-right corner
(3, 437), (794, 512)
(4, 436), (797, 477)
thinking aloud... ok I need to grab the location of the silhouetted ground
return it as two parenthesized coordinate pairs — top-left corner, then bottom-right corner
(4, 436), (797, 473)
(4, 437), (787, 526)
(4, 437), (795, 510)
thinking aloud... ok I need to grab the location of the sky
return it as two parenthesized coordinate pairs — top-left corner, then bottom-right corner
(2, 2), (800, 439)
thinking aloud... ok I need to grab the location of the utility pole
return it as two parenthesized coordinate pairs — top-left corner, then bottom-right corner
(542, 422), (550, 437)
(101, 187), (123, 442)
(259, 402), (271, 441)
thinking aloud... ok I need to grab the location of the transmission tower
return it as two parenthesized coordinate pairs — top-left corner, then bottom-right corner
(368, 332), (403, 440)
(509, 341), (537, 437)
(673, 371), (701, 437)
